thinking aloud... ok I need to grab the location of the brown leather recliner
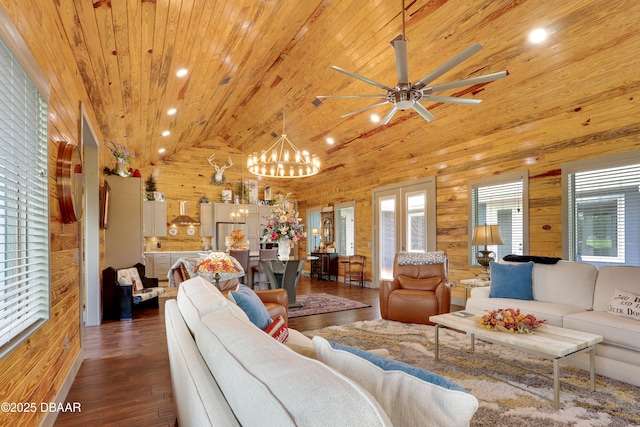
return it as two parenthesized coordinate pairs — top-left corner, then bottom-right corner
(380, 253), (451, 325)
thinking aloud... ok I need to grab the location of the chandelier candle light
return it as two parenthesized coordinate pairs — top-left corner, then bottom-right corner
(247, 111), (320, 178)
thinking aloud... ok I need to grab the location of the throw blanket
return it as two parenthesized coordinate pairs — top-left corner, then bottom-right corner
(167, 257), (199, 288)
(503, 254), (561, 264)
(397, 251), (446, 265)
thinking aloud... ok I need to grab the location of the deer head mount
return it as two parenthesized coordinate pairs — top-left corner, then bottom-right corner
(208, 154), (233, 185)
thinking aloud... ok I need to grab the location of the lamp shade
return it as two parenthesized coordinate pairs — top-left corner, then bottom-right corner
(312, 228), (319, 235)
(472, 225), (505, 246)
(193, 251), (244, 282)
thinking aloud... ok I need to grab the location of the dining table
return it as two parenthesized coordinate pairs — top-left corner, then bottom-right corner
(261, 257), (315, 308)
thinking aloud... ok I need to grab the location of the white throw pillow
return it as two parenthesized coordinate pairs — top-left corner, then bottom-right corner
(607, 288), (640, 321)
(117, 267), (143, 291)
(313, 336), (478, 427)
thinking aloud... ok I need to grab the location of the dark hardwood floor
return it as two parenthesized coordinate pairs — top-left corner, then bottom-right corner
(54, 276), (383, 426)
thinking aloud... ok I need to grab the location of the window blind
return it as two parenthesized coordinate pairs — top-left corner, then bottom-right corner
(0, 35), (50, 358)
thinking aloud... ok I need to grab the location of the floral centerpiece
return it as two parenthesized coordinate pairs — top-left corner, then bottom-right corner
(262, 194), (306, 260)
(478, 308), (546, 334)
(229, 229), (248, 249)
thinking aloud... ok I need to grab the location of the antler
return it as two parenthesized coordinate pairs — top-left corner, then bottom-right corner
(209, 154), (234, 182)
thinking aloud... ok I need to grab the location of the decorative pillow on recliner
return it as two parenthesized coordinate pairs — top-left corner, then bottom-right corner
(228, 284), (272, 329)
(489, 261), (534, 300)
(313, 336), (478, 427)
(607, 289), (640, 321)
(117, 267), (144, 291)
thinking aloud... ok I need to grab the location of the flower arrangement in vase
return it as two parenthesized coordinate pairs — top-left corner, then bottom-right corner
(262, 194), (306, 244)
(230, 229), (248, 249)
(104, 142), (139, 177)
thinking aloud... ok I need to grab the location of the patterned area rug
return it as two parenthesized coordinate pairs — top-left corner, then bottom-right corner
(288, 293), (371, 318)
(303, 320), (640, 427)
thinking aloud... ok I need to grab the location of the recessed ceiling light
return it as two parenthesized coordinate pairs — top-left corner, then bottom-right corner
(529, 28), (548, 43)
(167, 108), (177, 115)
(176, 68), (188, 77)
(371, 114), (380, 123)
(326, 137), (334, 145)
(158, 148), (166, 154)
(162, 130), (170, 137)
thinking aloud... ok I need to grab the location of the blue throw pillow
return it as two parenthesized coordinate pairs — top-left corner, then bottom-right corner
(489, 261), (534, 300)
(329, 341), (467, 392)
(229, 284), (272, 329)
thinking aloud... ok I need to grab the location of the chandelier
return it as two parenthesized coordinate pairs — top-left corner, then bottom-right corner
(247, 111), (320, 178)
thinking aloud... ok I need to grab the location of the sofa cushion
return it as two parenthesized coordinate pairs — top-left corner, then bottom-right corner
(607, 289), (640, 321)
(593, 266), (640, 312)
(196, 309), (392, 426)
(313, 336), (478, 427)
(531, 260), (598, 310)
(177, 276), (251, 335)
(489, 261), (534, 300)
(564, 310), (640, 352)
(117, 267), (143, 291)
(228, 284), (272, 329)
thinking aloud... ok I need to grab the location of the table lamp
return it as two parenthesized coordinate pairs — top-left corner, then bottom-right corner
(471, 224), (504, 280)
(193, 251), (244, 289)
(312, 228), (319, 251)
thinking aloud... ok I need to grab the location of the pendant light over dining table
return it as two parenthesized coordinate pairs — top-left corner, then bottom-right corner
(247, 110), (320, 178)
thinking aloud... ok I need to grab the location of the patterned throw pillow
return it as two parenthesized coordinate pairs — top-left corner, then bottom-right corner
(607, 289), (640, 321)
(117, 267), (143, 291)
(263, 315), (289, 343)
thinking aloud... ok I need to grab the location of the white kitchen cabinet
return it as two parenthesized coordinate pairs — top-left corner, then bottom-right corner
(214, 203), (246, 223)
(200, 203), (213, 236)
(143, 201), (167, 237)
(152, 253), (171, 279)
(105, 176), (144, 269)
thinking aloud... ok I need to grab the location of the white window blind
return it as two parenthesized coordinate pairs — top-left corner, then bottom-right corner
(565, 154), (640, 266)
(469, 171), (528, 266)
(0, 32), (50, 358)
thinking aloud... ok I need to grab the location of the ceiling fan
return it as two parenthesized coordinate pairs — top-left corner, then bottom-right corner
(317, 0), (507, 125)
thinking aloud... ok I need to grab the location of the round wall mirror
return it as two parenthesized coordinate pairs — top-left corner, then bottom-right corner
(57, 141), (84, 223)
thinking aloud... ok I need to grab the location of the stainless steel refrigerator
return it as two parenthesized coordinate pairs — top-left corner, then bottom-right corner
(215, 222), (248, 251)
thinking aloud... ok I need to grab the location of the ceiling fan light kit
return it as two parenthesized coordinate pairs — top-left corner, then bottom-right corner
(318, 0), (507, 124)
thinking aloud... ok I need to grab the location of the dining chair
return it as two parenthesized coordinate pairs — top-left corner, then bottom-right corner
(229, 249), (250, 284)
(251, 248), (278, 289)
(346, 254), (366, 287)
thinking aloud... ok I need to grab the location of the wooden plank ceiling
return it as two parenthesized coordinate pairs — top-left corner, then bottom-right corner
(61, 0), (639, 176)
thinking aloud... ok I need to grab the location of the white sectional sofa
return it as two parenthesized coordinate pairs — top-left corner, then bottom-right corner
(466, 259), (640, 387)
(166, 276), (479, 427)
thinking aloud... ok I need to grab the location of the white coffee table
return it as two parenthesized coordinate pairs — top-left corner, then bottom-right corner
(429, 310), (603, 409)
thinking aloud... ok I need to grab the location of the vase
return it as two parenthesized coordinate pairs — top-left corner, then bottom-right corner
(116, 158), (128, 177)
(277, 239), (291, 260)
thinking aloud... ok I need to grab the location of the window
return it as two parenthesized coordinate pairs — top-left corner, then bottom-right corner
(0, 12), (50, 359)
(563, 152), (640, 266)
(306, 209), (321, 253)
(469, 171), (528, 266)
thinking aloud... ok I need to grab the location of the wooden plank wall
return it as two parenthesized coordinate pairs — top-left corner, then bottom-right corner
(0, 1), (105, 425)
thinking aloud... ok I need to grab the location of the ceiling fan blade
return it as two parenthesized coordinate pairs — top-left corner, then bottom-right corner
(414, 42), (484, 89)
(426, 95), (482, 105)
(330, 65), (395, 92)
(317, 94), (387, 99)
(339, 100), (389, 118)
(412, 102), (436, 122)
(381, 106), (398, 125)
(394, 39), (409, 84)
(428, 71), (507, 93)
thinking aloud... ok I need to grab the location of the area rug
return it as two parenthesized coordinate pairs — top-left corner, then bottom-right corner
(288, 293), (371, 318)
(303, 320), (640, 427)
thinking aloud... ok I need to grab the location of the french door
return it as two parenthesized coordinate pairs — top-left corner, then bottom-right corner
(372, 178), (436, 284)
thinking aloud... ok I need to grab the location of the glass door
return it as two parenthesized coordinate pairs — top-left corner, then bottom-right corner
(373, 178), (436, 283)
